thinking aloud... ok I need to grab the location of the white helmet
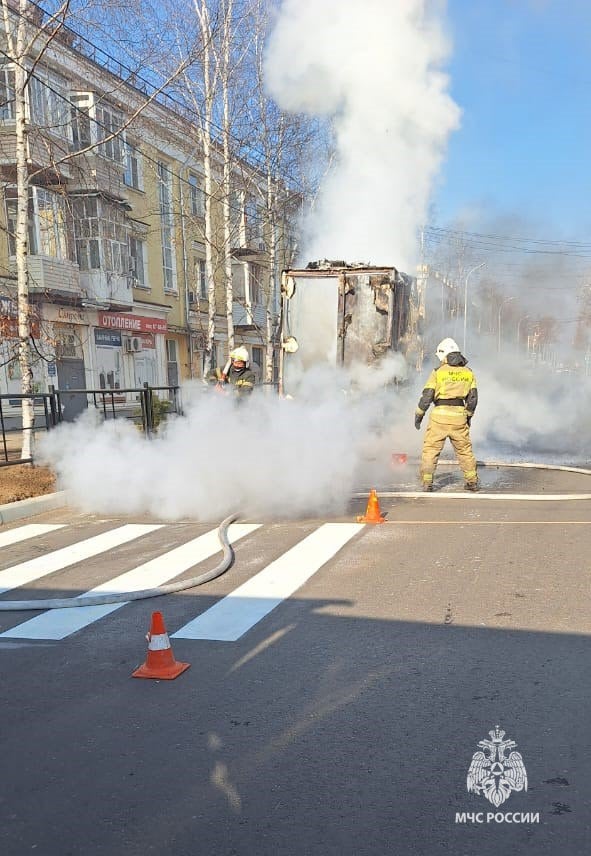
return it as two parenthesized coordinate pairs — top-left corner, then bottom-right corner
(436, 338), (460, 362)
(230, 345), (249, 365)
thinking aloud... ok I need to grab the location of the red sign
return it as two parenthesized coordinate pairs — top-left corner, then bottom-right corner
(0, 317), (41, 338)
(140, 333), (155, 349)
(97, 312), (167, 334)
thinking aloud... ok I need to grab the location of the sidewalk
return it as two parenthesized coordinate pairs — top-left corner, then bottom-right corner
(0, 490), (70, 525)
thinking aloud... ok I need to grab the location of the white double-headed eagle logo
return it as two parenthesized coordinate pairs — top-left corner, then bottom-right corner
(467, 726), (528, 807)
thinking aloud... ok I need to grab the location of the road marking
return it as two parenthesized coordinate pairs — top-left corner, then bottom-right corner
(0, 524), (162, 595)
(0, 524), (65, 548)
(1, 524), (261, 640)
(373, 521), (591, 524)
(172, 522), (365, 642)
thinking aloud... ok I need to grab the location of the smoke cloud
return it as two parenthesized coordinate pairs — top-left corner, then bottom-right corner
(39, 368), (418, 521)
(264, 0), (461, 270)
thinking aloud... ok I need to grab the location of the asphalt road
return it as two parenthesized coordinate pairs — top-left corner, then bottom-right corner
(0, 468), (590, 855)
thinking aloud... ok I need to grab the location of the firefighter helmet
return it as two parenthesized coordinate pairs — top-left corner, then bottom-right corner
(436, 338), (460, 362)
(230, 345), (249, 365)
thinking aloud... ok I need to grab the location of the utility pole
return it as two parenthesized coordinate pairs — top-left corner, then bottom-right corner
(463, 262), (485, 353)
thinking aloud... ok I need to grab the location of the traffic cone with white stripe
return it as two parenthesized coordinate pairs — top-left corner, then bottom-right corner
(132, 611), (190, 680)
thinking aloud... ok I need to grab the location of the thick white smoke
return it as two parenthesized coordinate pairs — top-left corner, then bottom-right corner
(39, 368), (419, 521)
(264, 0), (461, 270)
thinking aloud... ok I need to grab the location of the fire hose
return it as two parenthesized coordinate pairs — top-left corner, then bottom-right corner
(0, 513), (239, 612)
(354, 460), (591, 501)
(1, 462), (589, 612)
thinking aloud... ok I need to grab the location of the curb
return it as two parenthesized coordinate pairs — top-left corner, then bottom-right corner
(0, 490), (71, 525)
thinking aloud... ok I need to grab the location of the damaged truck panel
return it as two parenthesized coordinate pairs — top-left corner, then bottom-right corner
(279, 262), (415, 393)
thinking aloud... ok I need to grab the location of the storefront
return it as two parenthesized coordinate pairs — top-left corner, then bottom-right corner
(94, 310), (168, 393)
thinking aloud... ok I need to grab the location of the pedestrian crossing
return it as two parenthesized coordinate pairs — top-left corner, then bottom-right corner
(0, 518), (365, 642)
(172, 523), (364, 642)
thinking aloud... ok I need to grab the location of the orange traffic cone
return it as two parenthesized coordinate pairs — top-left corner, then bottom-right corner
(357, 489), (386, 524)
(132, 611), (190, 680)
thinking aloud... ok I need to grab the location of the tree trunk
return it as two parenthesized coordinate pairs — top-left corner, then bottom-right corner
(194, 1), (217, 376)
(265, 174), (276, 384)
(221, 0), (234, 353)
(14, 2), (34, 460)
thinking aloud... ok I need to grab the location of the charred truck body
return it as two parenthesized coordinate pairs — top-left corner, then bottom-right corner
(279, 261), (417, 394)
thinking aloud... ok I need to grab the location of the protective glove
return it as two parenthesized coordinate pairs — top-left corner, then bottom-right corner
(414, 413), (423, 430)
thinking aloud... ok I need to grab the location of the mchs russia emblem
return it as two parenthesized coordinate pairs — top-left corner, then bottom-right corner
(467, 726), (528, 807)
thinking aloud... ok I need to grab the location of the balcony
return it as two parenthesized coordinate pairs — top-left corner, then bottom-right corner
(9, 256), (81, 297)
(79, 270), (132, 309)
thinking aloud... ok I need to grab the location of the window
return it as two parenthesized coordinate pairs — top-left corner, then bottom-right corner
(188, 174), (205, 217)
(249, 263), (264, 305)
(28, 73), (70, 136)
(158, 162), (176, 291)
(70, 93), (125, 161)
(72, 196), (100, 269)
(5, 191), (36, 256)
(6, 188), (70, 259)
(37, 189), (68, 258)
(124, 143), (142, 190)
(70, 93), (91, 150)
(229, 189), (242, 241)
(166, 338), (179, 386)
(252, 346), (263, 369)
(129, 236), (146, 287)
(96, 103), (124, 162)
(72, 196), (129, 273)
(102, 203), (129, 274)
(0, 64), (15, 120)
(194, 258), (207, 298)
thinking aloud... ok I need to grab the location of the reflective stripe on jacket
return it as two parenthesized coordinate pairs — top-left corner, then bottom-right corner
(416, 360), (477, 416)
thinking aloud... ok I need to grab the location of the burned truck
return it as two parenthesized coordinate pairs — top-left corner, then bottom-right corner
(278, 261), (418, 394)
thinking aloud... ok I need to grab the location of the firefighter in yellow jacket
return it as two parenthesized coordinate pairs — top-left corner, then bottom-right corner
(414, 338), (478, 492)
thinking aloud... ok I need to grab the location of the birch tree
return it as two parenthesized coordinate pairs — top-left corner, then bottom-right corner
(244, 0), (327, 383)
(0, 0), (194, 457)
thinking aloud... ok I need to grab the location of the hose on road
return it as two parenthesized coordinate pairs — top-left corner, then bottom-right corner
(1, 461), (589, 611)
(0, 513), (239, 612)
(354, 460), (591, 501)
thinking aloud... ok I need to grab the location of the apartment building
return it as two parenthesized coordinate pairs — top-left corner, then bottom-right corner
(0, 5), (292, 415)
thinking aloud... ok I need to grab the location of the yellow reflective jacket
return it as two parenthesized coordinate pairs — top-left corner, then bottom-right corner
(416, 355), (477, 418)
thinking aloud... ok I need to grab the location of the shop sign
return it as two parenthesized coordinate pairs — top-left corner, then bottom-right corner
(94, 329), (122, 347)
(97, 312), (167, 334)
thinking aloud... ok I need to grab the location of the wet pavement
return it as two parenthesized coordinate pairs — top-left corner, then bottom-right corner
(359, 458), (591, 495)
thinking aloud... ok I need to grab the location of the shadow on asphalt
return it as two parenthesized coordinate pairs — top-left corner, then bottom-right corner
(0, 584), (588, 856)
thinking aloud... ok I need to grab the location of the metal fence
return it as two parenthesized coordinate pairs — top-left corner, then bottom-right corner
(0, 392), (59, 467)
(0, 384), (181, 467)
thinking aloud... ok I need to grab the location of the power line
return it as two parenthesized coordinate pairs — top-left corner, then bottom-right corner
(424, 224), (591, 255)
(26, 0), (300, 181)
(0, 45), (285, 231)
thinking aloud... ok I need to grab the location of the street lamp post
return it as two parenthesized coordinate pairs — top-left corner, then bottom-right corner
(498, 297), (516, 354)
(463, 262), (486, 353)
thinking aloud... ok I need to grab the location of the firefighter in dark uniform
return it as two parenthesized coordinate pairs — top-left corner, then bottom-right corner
(222, 346), (256, 398)
(414, 337), (478, 492)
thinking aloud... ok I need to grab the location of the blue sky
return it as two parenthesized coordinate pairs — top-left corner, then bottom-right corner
(434, 0), (591, 238)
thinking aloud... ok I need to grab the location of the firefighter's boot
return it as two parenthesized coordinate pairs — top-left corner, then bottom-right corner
(422, 473), (434, 492)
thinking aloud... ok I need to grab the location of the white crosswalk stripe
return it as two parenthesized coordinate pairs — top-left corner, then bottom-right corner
(0, 521), (366, 642)
(1, 523), (261, 640)
(0, 524), (163, 595)
(172, 523), (365, 642)
(0, 524), (65, 549)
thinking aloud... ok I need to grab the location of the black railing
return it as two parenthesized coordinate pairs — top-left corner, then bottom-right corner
(0, 392), (59, 467)
(0, 384), (182, 466)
